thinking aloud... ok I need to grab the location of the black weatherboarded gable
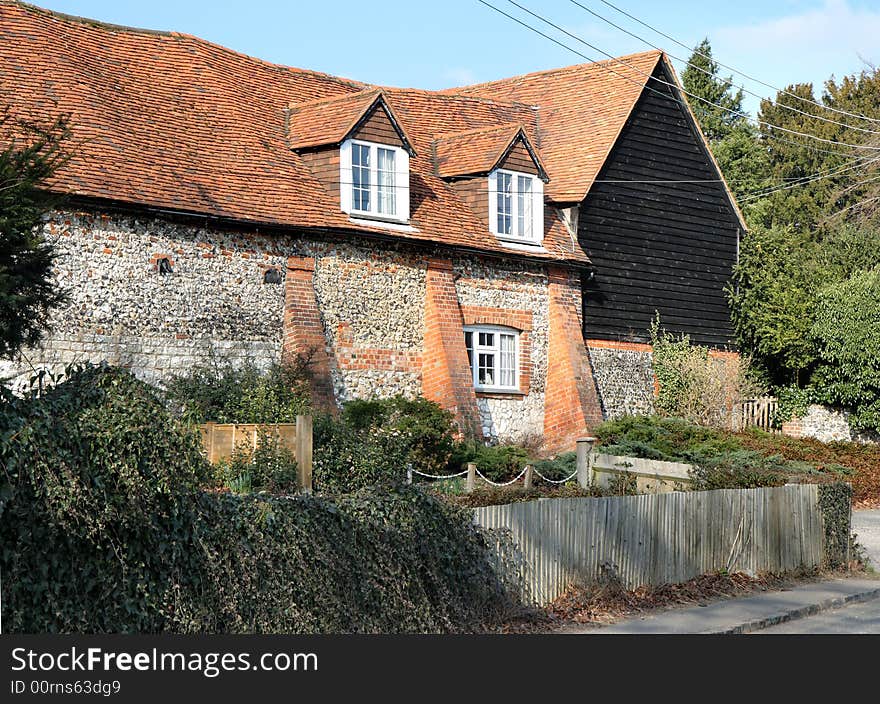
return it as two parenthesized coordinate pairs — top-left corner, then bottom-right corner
(579, 62), (740, 348)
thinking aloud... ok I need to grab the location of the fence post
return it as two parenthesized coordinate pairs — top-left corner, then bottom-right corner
(523, 464), (533, 490)
(466, 463), (476, 494)
(576, 437), (596, 489)
(406, 464), (413, 485)
(295, 415), (313, 494)
(204, 422), (216, 463)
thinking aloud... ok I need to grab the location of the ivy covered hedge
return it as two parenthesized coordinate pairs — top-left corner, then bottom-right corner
(0, 365), (515, 633)
(818, 483), (853, 570)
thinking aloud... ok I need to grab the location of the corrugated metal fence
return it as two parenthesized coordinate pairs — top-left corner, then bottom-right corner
(474, 484), (824, 606)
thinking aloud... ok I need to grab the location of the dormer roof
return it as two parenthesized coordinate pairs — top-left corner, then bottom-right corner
(434, 124), (548, 181)
(288, 89), (416, 155)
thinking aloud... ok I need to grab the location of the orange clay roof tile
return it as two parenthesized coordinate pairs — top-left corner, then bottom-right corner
(449, 51), (664, 202)
(288, 89), (415, 155)
(434, 123), (546, 179)
(0, 2), (678, 265)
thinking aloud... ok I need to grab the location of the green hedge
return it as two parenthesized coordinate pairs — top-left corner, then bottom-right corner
(818, 483), (853, 570)
(0, 365), (515, 633)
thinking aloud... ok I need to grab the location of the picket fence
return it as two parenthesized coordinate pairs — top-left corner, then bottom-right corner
(474, 484), (825, 606)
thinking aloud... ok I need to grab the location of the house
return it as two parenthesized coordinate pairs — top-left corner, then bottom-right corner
(0, 1), (745, 450)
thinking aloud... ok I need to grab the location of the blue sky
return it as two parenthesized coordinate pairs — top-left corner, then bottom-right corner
(33, 0), (880, 115)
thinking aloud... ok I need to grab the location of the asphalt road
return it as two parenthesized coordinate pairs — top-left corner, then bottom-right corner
(755, 596), (880, 633)
(754, 511), (880, 634)
(853, 510), (880, 570)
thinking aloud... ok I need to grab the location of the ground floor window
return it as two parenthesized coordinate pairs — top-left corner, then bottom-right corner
(464, 325), (519, 392)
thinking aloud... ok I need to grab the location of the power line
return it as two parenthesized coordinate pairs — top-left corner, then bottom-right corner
(491, 0), (880, 153)
(594, 0), (880, 126)
(475, 0), (869, 159)
(738, 156), (880, 202)
(566, 0), (880, 137)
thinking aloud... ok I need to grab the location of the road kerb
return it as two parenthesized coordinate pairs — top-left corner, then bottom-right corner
(711, 586), (880, 634)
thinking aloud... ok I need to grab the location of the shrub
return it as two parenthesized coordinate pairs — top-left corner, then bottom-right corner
(449, 442), (532, 483)
(313, 396), (458, 493)
(0, 363), (210, 632)
(594, 415), (821, 490)
(0, 366), (517, 633)
(341, 396), (457, 473)
(214, 431), (299, 494)
(165, 357), (311, 424)
(809, 266), (880, 433)
(650, 316), (764, 428)
(774, 384), (814, 426)
(532, 451), (578, 483)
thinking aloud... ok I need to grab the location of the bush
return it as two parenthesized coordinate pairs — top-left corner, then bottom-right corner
(650, 317), (764, 428)
(532, 451), (578, 483)
(0, 366), (516, 633)
(314, 396), (458, 493)
(164, 357), (311, 424)
(0, 363), (210, 632)
(594, 415), (823, 490)
(341, 396), (457, 473)
(449, 442), (532, 483)
(809, 266), (880, 433)
(214, 431), (299, 494)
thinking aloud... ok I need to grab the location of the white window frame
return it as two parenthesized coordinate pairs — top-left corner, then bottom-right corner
(340, 138), (410, 222)
(464, 324), (520, 393)
(488, 168), (544, 245)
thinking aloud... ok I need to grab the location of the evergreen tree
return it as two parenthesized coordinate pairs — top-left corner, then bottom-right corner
(681, 38), (746, 142)
(681, 38), (770, 205)
(0, 111), (71, 359)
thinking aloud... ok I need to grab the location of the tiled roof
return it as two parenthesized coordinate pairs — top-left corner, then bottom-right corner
(449, 51), (664, 203)
(288, 89), (415, 154)
(434, 124), (545, 179)
(0, 1), (681, 265)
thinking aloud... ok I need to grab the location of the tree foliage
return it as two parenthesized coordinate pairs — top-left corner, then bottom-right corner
(810, 267), (880, 432)
(681, 38), (746, 142)
(0, 111), (71, 359)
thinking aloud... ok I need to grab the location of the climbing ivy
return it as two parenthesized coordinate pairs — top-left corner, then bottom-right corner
(0, 365), (516, 633)
(817, 482), (853, 570)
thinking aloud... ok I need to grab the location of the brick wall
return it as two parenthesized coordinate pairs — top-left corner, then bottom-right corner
(544, 268), (604, 451)
(282, 256), (337, 411)
(421, 258), (482, 438)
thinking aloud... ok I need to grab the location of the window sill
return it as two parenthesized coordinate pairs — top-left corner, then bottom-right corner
(348, 212), (413, 228)
(475, 389), (526, 399)
(494, 237), (547, 253)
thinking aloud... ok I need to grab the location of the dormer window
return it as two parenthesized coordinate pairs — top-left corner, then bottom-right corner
(340, 138), (410, 222)
(489, 169), (544, 244)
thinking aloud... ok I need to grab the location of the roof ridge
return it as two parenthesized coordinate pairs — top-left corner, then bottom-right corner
(10, 0), (172, 35)
(434, 122), (523, 141)
(289, 87), (381, 111)
(9, 1), (369, 92)
(451, 49), (663, 92)
(381, 85), (537, 111)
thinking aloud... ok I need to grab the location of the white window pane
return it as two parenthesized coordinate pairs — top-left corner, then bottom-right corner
(377, 148), (396, 215)
(517, 176), (533, 238)
(478, 353), (495, 386)
(496, 172), (512, 235)
(500, 334), (516, 387)
(352, 144), (370, 211)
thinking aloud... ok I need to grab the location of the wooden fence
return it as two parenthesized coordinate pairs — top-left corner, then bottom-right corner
(474, 484), (826, 606)
(200, 416), (313, 491)
(739, 396), (779, 432)
(591, 453), (693, 493)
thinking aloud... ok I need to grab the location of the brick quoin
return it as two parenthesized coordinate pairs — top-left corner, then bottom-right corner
(422, 257), (482, 438)
(281, 255), (337, 412)
(544, 267), (604, 452)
